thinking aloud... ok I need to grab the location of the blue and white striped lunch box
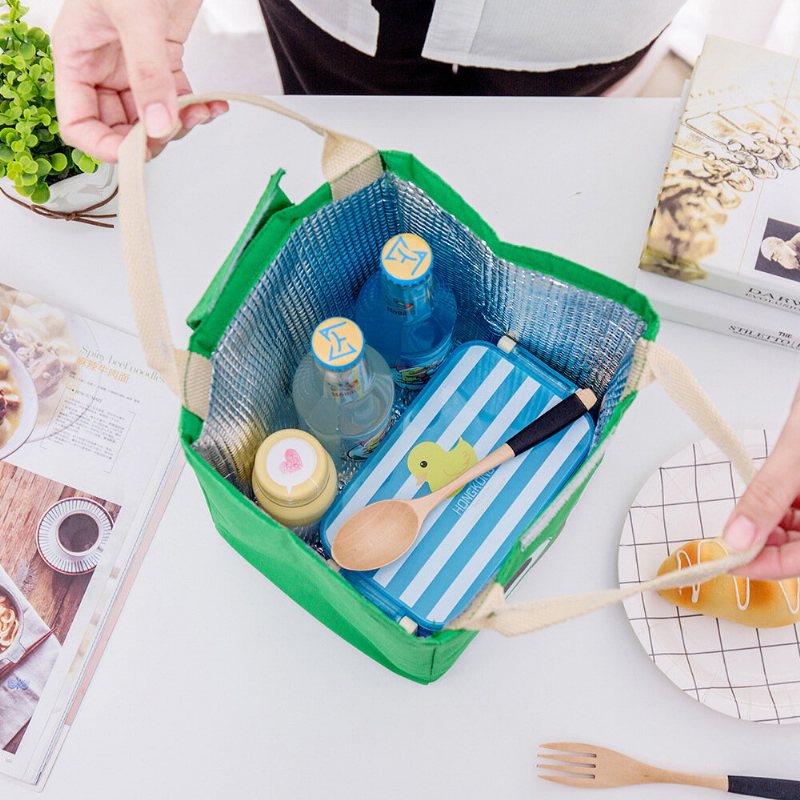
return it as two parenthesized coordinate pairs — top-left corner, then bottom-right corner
(320, 340), (594, 634)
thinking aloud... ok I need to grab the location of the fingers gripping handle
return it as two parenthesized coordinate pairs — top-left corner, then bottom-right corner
(118, 92), (382, 406)
(451, 343), (762, 636)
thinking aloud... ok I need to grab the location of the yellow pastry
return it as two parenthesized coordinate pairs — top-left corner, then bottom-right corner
(657, 538), (800, 628)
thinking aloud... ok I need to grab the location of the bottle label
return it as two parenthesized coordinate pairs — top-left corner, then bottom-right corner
(383, 279), (433, 319)
(323, 358), (370, 401)
(392, 335), (452, 388)
(265, 436), (318, 489)
(344, 416), (394, 462)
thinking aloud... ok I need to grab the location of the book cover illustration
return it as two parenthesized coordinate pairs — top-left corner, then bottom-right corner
(641, 37), (800, 310)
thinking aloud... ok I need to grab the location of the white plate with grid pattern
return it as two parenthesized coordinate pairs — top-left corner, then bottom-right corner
(618, 429), (800, 725)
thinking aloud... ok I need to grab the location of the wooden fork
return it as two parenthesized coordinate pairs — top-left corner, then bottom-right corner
(537, 743), (800, 798)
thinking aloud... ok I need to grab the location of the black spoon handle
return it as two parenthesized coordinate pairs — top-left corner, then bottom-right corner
(505, 389), (597, 456)
(728, 775), (800, 799)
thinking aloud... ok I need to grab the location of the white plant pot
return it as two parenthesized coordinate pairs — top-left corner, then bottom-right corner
(1, 162), (117, 215)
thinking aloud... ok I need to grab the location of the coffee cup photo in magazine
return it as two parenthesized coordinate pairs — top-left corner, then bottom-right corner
(0, 465), (120, 757)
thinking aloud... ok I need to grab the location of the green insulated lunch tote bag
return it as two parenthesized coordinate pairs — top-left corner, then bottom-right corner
(118, 94), (760, 683)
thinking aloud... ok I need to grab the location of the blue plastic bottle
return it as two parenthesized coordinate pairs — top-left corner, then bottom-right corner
(355, 233), (457, 390)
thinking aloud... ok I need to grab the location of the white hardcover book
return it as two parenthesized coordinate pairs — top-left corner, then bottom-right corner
(640, 36), (800, 315)
(636, 268), (800, 353)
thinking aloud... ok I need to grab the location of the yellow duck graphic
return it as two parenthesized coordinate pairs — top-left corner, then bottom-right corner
(407, 438), (478, 495)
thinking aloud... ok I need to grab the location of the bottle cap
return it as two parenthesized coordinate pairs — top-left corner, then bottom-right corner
(252, 429), (336, 525)
(380, 233), (433, 285)
(311, 317), (364, 371)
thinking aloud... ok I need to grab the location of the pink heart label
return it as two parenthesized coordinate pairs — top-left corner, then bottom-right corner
(279, 448), (303, 474)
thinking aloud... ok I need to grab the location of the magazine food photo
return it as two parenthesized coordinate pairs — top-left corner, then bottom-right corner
(0, 284), (180, 786)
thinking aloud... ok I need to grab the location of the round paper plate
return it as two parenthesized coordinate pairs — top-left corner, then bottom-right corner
(37, 497), (114, 575)
(618, 429), (800, 725)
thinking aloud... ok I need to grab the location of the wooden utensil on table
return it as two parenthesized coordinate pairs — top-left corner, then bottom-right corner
(0, 629), (54, 683)
(538, 742), (800, 798)
(331, 388), (596, 571)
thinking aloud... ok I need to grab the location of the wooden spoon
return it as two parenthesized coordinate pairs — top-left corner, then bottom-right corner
(331, 388), (597, 571)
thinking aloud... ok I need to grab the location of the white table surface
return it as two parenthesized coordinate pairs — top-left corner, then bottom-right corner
(2, 97), (799, 800)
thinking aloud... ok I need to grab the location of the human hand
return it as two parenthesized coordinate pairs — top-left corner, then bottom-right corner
(52, 0), (228, 162)
(724, 385), (800, 580)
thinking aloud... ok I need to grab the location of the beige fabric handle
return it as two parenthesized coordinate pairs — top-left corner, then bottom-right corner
(118, 92), (383, 418)
(451, 340), (762, 635)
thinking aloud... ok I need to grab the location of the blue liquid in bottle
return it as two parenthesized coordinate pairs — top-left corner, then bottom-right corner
(355, 233), (456, 390)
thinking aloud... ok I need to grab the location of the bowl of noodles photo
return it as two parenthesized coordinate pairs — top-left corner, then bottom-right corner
(0, 343), (39, 461)
(0, 584), (24, 665)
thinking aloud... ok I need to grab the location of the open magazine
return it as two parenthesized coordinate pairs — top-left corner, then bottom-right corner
(0, 282), (180, 787)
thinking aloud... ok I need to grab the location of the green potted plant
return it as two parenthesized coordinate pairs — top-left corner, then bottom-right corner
(0, 0), (116, 215)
